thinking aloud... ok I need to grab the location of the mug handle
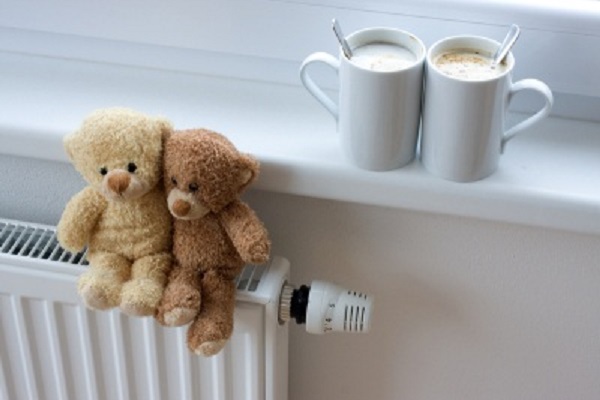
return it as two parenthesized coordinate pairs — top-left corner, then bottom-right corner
(502, 78), (554, 152)
(299, 52), (340, 119)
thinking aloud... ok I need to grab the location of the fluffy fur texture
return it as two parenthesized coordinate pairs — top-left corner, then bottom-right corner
(156, 129), (270, 356)
(57, 108), (173, 316)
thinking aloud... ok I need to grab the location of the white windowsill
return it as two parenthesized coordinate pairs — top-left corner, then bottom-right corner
(1, 51), (599, 235)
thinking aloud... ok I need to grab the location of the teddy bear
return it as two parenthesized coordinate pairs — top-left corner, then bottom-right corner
(57, 107), (173, 317)
(156, 128), (270, 356)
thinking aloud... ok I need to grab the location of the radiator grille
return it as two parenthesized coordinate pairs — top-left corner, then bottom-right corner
(0, 220), (88, 265)
(0, 219), (266, 292)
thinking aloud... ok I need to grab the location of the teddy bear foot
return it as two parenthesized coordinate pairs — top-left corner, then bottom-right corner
(162, 307), (198, 327)
(78, 276), (121, 310)
(79, 285), (120, 310)
(193, 340), (228, 357)
(156, 282), (201, 326)
(120, 278), (163, 317)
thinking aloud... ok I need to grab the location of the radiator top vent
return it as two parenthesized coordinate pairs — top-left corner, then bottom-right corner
(0, 219), (88, 265)
(0, 218), (266, 293)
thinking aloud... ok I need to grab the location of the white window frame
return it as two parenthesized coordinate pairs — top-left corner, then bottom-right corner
(1, 0), (598, 105)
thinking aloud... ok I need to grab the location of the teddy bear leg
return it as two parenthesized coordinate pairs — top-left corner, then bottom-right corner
(80, 251), (131, 310)
(120, 252), (171, 317)
(187, 269), (237, 357)
(156, 261), (201, 327)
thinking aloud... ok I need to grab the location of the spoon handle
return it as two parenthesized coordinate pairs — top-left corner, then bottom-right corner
(492, 24), (520, 66)
(332, 19), (353, 59)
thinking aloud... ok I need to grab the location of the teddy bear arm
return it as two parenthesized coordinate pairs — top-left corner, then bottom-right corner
(219, 201), (271, 265)
(57, 187), (107, 252)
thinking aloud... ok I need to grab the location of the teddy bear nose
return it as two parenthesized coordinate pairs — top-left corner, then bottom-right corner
(172, 199), (192, 217)
(107, 172), (131, 194)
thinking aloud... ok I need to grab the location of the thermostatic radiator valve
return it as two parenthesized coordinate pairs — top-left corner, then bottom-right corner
(279, 280), (373, 334)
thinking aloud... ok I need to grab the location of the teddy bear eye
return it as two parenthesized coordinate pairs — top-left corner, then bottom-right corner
(127, 162), (137, 173)
(188, 183), (199, 192)
(171, 177), (178, 186)
(99, 167), (108, 176)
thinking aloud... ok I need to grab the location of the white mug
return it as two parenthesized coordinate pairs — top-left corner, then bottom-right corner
(421, 35), (554, 182)
(300, 27), (426, 171)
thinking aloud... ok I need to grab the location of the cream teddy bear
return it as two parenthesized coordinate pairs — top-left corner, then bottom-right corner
(57, 108), (172, 316)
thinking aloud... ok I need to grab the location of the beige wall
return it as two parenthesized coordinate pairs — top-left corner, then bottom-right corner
(247, 190), (600, 400)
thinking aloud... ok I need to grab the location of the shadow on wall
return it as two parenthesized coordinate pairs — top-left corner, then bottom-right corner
(0, 155), (85, 225)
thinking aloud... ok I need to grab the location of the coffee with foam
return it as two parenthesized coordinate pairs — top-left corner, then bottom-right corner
(434, 49), (508, 80)
(351, 42), (416, 72)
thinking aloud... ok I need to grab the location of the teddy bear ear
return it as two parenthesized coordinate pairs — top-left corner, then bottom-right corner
(156, 118), (173, 144)
(63, 132), (76, 161)
(238, 154), (259, 190)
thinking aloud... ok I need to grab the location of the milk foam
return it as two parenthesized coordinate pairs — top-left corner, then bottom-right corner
(351, 42), (416, 72)
(434, 50), (508, 80)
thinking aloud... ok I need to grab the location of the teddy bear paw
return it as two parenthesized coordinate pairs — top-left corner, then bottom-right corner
(247, 242), (270, 265)
(57, 234), (86, 254)
(162, 307), (198, 327)
(193, 340), (228, 357)
(120, 278), (163, 317)
(78, 275), (121, 310)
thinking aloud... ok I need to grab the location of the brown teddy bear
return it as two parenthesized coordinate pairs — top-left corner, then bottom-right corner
(57, 108), (173, 316)
(156, 129), (270, 356)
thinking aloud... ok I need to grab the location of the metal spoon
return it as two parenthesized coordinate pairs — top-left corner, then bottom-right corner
(492, 24), (520, 66)
(332, 19), (353, 59)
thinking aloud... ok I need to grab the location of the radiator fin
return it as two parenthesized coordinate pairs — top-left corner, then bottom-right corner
(43, 301), (69, 400)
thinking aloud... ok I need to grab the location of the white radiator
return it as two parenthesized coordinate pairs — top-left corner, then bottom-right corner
(0, 218), (289, 400)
